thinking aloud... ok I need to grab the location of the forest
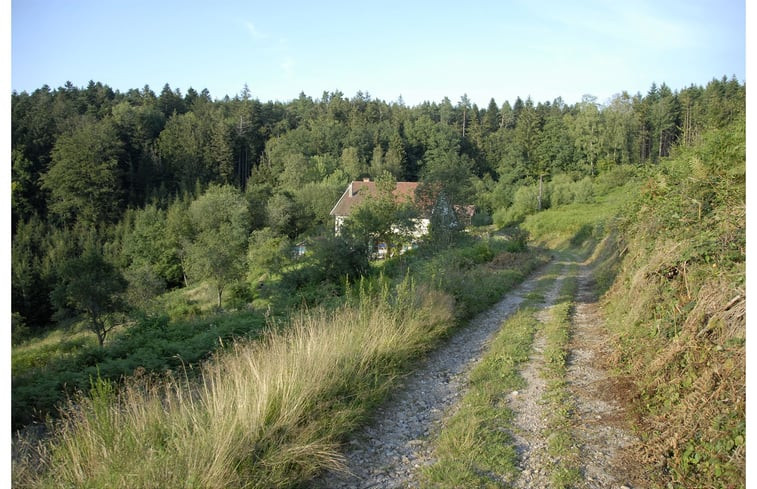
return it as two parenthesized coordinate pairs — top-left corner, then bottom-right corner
(11, 76), (744, 340)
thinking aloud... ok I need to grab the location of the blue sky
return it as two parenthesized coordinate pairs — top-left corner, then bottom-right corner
(10, 0), (747, 107)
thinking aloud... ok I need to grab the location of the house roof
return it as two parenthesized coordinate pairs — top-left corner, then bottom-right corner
(330, 180), (419, 217)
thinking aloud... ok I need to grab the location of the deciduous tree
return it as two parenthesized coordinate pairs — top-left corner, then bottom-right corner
(186, 185), (251, 308)
(42, 118), (124, 226)
(51, 245), (127, 347)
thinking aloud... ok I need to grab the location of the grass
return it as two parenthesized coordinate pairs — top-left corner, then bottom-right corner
(521, 182), (638, 251)
(539, 267), (581, 489)
(420, 307), (538, 488)
(13, 238), (544, 488)
(12, 325), (97, 373)
(14, 282), (456, 488)
(12, 310), (267, 431)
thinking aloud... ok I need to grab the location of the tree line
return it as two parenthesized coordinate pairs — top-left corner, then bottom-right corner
(11, 76), (745, 341)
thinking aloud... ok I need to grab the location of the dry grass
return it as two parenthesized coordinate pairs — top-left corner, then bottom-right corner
(14, 285), (455, 489)
(601, 197), (745, 486)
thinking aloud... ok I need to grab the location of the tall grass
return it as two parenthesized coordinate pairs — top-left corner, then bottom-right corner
(14, 279), (455, 489)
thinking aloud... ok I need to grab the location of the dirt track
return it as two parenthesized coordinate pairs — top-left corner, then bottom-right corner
(310, 253), (644, 488)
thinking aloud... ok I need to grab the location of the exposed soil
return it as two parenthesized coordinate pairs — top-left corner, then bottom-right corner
(565, 259), (649, 489)
(309, 253), (647, 488)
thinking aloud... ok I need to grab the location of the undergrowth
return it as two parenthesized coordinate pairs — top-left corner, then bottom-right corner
(12, 310), (266, 430)
(602, 117), (745, 488)
(13, 237), (545, 488)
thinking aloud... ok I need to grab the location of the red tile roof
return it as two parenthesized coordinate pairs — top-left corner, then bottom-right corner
(330, 181), (419, 217)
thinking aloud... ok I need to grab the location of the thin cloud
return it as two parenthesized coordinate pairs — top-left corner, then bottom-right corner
(244, 21), (267, 39)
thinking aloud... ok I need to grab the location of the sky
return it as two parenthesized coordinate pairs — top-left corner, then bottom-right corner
(9, 0), (747, 107)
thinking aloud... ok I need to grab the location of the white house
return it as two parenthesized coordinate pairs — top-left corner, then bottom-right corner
(329, 179), (430, 251)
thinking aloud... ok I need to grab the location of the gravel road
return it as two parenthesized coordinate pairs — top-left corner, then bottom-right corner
(309, 262), (553, 489)
(310, 254), (644, 488)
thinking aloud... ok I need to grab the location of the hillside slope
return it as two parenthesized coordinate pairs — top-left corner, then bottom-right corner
(599, 118), (745, 487)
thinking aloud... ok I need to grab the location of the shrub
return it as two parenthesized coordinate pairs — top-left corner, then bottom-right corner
(572, 176), (594, 204)
(548, 174), (575, 207)
(493, 184), (541, 228)
(470, 209), (493, 226)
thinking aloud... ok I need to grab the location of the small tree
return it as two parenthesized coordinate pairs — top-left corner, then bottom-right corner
(417, 151), (475, 247)
(247, 227), (291, 284)
(186, 185), (251, 308)
(52, 246), (127, 347)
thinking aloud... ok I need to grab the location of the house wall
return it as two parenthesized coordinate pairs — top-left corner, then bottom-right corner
(334, 215), (346, 235)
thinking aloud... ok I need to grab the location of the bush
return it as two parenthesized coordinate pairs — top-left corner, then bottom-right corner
(493, 184), (540, 228)
(594, 164), (636, 193)
(11, 312), (29, 346)
(277, 235), (371, 307)
(548, 174), (575, 207)
(572, 176), (594, 204)
(470, 209), (493, 227)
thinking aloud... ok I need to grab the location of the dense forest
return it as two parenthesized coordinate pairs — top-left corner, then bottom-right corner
(11, 76), (745, 340)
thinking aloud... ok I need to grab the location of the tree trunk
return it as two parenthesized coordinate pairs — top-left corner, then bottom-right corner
(537, 174), (543, 211)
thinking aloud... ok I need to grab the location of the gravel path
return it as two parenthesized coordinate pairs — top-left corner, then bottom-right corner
(310, 252), (645, 489)
(509, 255), (641, 489)
(566, 260), (642, 489)
(509, 265), (568, 489)
(309, 262), (553, 489)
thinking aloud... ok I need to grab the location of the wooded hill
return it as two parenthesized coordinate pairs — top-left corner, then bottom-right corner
(11, 77), (745, 488)
(11, 77), (744, 339)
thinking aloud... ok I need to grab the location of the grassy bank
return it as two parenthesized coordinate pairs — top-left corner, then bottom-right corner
(521, 178), (639, 251)
(601, 119), (745, 487)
